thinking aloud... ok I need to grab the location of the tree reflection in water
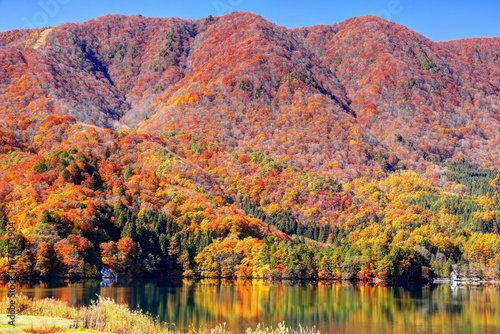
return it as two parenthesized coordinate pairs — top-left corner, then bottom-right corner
(1, 279), (499, 334)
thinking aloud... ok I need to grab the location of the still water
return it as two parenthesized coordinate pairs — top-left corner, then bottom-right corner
(2, 279), (500, 333)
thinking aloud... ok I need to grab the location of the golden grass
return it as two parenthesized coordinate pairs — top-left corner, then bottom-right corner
(0, 314), (113, 334)
(80, 296), (170, 334)
(12, 295), (80, 319)
(22, 322), (63, 334)
(1, 295), (321, 334)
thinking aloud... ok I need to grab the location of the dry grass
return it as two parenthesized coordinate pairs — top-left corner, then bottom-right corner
(80, 296), (170, 334)
(23, 322), (64, 334)
(0, 314), (103, 334)
(245, 323), (320, 334)
(12, 295), (79, 319)
(1, 295), (321, 334)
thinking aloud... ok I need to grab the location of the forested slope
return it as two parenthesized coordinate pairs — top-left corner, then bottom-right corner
(0, 12), (499, 281)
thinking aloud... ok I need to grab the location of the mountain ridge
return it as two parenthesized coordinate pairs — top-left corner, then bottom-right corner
(0, 12), (500, 280)
(1, 12), (500, 180)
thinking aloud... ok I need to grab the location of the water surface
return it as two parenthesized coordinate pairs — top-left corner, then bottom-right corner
(2, 279), (500, 333)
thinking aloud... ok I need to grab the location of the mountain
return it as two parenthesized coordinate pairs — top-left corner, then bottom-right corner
(2, 12), (499, 178)
(0, 12), (499, 281)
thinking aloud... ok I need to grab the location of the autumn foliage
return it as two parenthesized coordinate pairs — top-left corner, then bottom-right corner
(0, 12), (499, 281)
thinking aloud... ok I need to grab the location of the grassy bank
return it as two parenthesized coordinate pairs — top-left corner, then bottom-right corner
(0, 314), (113, 334)
(1, 295), (320, 334)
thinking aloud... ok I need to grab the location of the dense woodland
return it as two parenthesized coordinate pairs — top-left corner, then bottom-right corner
(0, 12), (499, 282)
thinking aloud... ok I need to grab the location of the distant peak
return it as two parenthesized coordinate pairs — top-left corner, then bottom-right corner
(219, 11), (265, 19)
(339, 14), (396, 26)
(357, 14), (392, 21)
(85, 13), (130, 24)
(214, 11), (270, 25)
(333, 14), (432, 42)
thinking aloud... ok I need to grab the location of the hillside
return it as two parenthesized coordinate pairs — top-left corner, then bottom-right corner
(0, 12), (499, 281)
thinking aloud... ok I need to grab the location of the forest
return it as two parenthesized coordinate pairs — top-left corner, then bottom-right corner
(0, 114), (499, 281)
(0, 12), (499, 282)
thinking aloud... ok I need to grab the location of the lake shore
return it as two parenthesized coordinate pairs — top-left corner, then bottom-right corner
(433, 277), (500, 285)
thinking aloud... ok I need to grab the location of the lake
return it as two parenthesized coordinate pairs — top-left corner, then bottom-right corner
(2, 279), (500, 333)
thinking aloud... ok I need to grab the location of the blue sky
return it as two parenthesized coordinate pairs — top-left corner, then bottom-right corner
(0, 0), (498, 41)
